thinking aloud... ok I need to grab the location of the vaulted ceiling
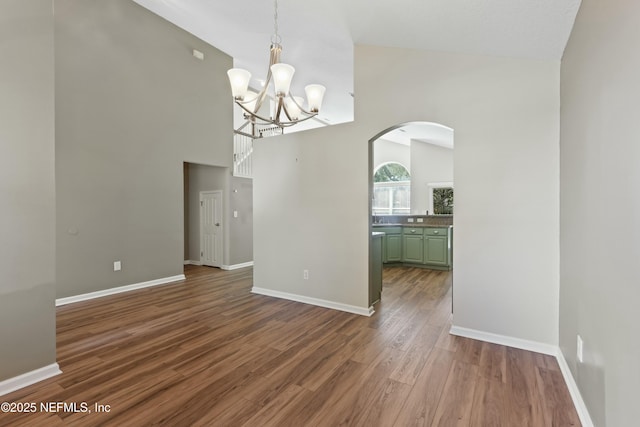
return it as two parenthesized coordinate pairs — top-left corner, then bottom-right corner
(133, 0), (581, 136)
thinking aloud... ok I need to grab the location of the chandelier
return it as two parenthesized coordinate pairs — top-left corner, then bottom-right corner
(227, 0), (326, 139)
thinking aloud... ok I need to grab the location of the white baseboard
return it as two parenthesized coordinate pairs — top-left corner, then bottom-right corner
(0, 363), (62, 397)
(555, 350), (595, 427)
(449, 326), (558, 355)
(183, 260), (202, 266)
(55, 274), (186, 306)
(251, 287), (372, 317)
(450, 325), (594, 427)
(221, 261), (254, 271)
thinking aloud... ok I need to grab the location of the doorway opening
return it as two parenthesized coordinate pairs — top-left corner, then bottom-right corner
(182, 162), (255, 272)
(368, 121), (454, 312)
(183, 162), (228, 269)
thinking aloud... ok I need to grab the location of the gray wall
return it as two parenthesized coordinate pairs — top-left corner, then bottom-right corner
(560, 0), (640, 425)
(410, 141), (454, 215)
(0, 0), (57, 380)
(229, 176), (253, 265)
(254, 45), (560, 346)
(373, 138), (411, 173)
(55, 0), (233, 298)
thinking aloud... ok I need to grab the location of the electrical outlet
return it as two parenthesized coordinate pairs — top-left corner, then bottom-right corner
(417, 218), (424, 223)
(577, 335), (584, 363)
(113, 261), (121, 271)
(303, 270), (309, 280)
(408, 218), (414, 223)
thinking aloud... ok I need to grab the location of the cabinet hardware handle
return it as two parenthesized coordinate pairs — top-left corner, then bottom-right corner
(433, 230), (439, 234)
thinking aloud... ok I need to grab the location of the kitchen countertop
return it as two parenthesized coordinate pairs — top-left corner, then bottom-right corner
(373, 223), (453, 228)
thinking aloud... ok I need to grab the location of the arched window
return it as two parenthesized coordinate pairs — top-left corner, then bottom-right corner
(373, 163), (410, 215)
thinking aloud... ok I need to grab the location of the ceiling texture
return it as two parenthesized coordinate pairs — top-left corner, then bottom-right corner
(132, 0), (582, 141)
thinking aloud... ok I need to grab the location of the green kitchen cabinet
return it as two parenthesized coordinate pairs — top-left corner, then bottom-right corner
(374, 226), (402, 263)
(402, 228), (424, 263)
(374, 225), (452, 270)
(385, 234), (402, 262)
(370, 233), (384, 306)
(424, 228), (451, 269)
(424, 236), (448, 265)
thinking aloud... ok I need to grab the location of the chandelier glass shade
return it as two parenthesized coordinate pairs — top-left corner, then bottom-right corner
(227, 0), (326, 138)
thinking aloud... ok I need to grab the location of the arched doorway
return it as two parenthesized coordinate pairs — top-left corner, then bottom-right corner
(368, 121), (454, 311)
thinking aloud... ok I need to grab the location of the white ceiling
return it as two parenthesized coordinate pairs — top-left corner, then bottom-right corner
(132, 0), (581, 133)
(381, 123), (454, 149)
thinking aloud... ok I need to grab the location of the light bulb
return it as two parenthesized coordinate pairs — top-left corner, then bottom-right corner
(305, 84), (326, 112)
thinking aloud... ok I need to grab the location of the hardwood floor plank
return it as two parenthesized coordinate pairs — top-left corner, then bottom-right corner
(430, 360), (479, 426)
(192, 398), (261, 427)
(536, 366), (581, 426)
(0, 265), (581, 426)
(271, 359), (368, 427)
(352, 378), (412, 427)
(241, 384), (311, 427)
(504, 347), (549, 427)
(389, 344), (434, 386)
(392, 348), (454, 427)
(478, 341), (507, 383)
(305, 348), (399, 426)
(469, 376), (507, 427)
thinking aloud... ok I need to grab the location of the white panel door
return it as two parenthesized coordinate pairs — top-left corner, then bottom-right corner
(200, 191), (223, 267)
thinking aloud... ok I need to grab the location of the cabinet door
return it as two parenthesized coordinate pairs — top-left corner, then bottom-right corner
(386, 234), (402, 262)
(424, 235), (448, 265)
(370, 236), (383, 305)
(381, 236), (387, 263)
(403, 234), (424, 263)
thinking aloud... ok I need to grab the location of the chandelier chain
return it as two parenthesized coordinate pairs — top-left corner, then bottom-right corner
(272, 0), (281, 45)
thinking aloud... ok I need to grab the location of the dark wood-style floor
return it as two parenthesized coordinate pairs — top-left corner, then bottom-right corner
(0, 265), (580, 426)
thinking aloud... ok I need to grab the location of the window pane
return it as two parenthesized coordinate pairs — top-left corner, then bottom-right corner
(373, 181), (410, 215)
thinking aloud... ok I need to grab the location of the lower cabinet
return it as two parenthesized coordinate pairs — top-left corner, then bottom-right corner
(402, 228), (424, 263)
(374, 225), (452, 270)
(376, 227), (402, 263)
(385, 234), (402, 262)
(424, 235), (448, 265)
(370, 233), (383, 306)
(424, 228), (449, 266)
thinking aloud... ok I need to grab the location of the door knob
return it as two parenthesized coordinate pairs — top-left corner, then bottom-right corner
(215, 223), (220, 226)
